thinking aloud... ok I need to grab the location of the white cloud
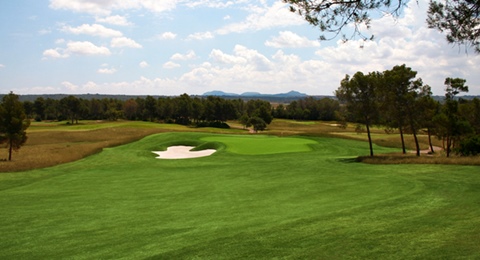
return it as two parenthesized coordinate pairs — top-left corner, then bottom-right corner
(38, 29), (52, 35)
(66, 41), (111, 56)
(96, 15), (132, 26)
(0, 64), (5, 69)
(61, 81), (79, 91)
(49, 0), (181, 15)
(209, 49), (246, 65)
(110, 37), (142, 48)
(42, 48), (69, 59)
(216, 2), (305, 35)
(163, 61), (181, 69)
(310, 0), (480, 95)
(55, 38), (66, 44)
(265, 31), (320, 48)
(159, 32), (177, 40)
(187, 31), (214, 40)
(139, 61), (149, 68)
(61, 24), (123, 38)
(171, 50), (197, 60)
(185, 0), (237, 8)
(98, 67), (117, 74)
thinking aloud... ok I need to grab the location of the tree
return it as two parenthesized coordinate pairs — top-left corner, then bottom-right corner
(33, 97), (45, 121)
(123, 99), (139, 120)
(427, 0), (480, 53)
(284, 0), (403, 41)
(417, 94), (441, 153)
(0, 92), (30, 161)
(248, 117), (267, 133)
(438, 77), (472, 157)
(144, 95), (157, 122)
(285, 0), (479, 52)
(335, 71), (380, 156)
(381, 64), (426, 156)
(60, 95), (82, 124)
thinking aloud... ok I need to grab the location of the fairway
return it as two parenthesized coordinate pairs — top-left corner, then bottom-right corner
(0, 132), (479, 259)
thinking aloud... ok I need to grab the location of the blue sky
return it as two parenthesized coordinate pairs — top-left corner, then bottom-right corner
(0, 0), (479, 96)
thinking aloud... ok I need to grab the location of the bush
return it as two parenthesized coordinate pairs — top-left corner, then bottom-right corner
(195, 121), (230, 129)
(457, 135), (480, 156)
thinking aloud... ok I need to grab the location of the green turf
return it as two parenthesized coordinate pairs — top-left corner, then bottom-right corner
(0, 132), (479, 259)
(201, 135), (318, 155)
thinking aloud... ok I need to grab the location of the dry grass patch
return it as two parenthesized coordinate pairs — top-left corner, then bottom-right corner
(0, 127), (168, 172)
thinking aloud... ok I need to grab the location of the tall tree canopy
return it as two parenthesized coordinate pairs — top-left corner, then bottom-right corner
(284, 0), (479, 52)
(336, 71), (380, 156)
(0, 92), (30, 161)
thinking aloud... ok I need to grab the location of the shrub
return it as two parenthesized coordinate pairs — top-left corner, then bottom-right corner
(457, 135), (480, 156)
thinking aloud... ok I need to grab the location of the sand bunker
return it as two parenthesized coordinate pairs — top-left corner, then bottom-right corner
(152, 146), (216, 159)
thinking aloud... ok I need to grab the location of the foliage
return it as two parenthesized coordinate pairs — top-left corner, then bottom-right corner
(248, 116), (267, 132)
(457, 135), (480, 156)
(285, 0), (479, 52)
(284, 0), (404, 41)
(381, 64), (430, 156)
(436, 77), (472, 157)
(427, 0), (480, 53)
(336, 71), (380, 156)
(0, 92), (30, 161)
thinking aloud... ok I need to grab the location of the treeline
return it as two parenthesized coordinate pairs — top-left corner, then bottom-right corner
(22, 94), (342, 130)
(336, 64), (480, 157)
(21, 94), (279, 131)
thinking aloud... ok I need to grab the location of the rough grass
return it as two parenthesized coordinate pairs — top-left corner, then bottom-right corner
(0, 132), (478, 259)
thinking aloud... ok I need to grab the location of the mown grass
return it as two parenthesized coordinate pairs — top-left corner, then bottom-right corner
(0, 132), (479, 259)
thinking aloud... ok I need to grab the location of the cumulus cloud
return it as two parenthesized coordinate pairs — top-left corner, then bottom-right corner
(187, 31), (214, 40)
(44, 41), (112, 58)
(158, 32), (177, 40)
(139, 61), (149, 68)
(61, 24), (123, 38)
(216, 2), (305, 35)
(49, 0), (181, 15)
(171, 50), (197, 60)
(185, 0), (237, 8)
(96, 15), (132, 26)
(97, 66), (117, 74)
(66, 41), (111, 55)
(265, 31), (320, 48)
(163, 61), (181, 69)
(42, 48), (69, 59)
(110, 37), (142, 48)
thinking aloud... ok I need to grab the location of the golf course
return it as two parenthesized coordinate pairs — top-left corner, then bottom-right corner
(1, 122), (479, 259)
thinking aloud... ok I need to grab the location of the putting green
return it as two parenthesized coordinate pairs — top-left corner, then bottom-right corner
(201, 135), (318, 155)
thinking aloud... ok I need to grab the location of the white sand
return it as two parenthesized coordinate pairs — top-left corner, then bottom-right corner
(152, 146), (216, 159)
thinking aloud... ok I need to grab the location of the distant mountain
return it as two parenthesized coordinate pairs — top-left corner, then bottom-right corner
(272, 91), (308, 98)
(240, 92), (262, 96)
(203, 90), (308, 98)
(202, 90), (238, 96)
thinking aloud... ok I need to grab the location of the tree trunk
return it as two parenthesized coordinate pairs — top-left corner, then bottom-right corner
(412, 130), (420, 156)
(8, 139), (12, 161)
(408, 113), (420, 156)
(399, 126), (406, 154)
(446, 135), (451, 157)
(427, 128), (435, 153)
(365, 118), (374, 157)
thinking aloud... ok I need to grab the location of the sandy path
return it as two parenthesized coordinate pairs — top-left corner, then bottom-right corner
(152, 146), (216, 159)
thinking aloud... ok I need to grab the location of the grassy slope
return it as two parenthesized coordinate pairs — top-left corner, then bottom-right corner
(0, 132), (479, 259)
